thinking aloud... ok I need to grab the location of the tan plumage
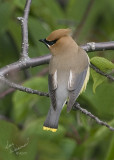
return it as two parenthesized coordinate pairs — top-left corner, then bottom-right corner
(46, 28), (71, 41)
(39, 28), (90, 132)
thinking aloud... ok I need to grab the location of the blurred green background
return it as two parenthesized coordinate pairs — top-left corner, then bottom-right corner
(0, 0), (114, 160)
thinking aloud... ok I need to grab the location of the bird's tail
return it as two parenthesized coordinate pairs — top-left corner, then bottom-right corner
(43, 106), (62, 132)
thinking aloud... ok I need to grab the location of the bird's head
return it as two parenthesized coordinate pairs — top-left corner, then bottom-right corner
(39, 28), (77, 55)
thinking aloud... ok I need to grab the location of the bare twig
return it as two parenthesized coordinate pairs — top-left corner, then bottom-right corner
(0, 75), (49, 97)
(73, 102), (114, 131)
(17, 0), (32, 59)
(81, 41), (114, 52)
(0, 67), (49, 99)
(73, 0), (95, 39)
(17, 0), (32, 80)
(90, 63), (114, 81)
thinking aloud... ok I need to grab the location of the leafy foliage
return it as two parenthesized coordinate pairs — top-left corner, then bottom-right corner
(90, 57), (114, 92)
(12, 77), (49, 122)
(0, 0), (114, 160)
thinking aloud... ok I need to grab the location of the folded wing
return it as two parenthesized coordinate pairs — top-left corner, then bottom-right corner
(48, 70), (58, 110)
(67, 67), (89, 112)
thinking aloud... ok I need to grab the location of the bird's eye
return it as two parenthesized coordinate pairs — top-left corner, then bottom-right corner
(45, 39), (58, 46)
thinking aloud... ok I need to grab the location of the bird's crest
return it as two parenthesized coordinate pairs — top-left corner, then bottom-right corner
(46, 28), (71, 41)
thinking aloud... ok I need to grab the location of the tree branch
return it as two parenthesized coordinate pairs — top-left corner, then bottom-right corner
(0, 54), (50, 75)
(17, 0), (32, 59)
(90, 63), (114, 81)
(73, 102), (114, 131)
(0, 75), (49, 97)
(81, 41), (114, 52)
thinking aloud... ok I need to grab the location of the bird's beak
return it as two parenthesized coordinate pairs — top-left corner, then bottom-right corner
(39, 39), (45, 43)
(39, 39), (49, 48)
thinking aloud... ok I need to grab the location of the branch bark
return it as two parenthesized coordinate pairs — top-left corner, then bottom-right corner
(73, 102), (114, 131)
(81, 41), (114, 52)
(17, 0), (32, 59)
(0, 75), (49, 97)
(90, 63), (114, 81)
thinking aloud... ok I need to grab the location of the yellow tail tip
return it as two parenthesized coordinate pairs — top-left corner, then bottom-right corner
(43, 126), (57, 132)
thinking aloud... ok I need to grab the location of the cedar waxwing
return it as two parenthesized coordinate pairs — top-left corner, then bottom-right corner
(39, 28), (90, 132)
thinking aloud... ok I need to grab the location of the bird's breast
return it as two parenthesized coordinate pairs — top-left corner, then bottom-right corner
(49, 53), (77, 73)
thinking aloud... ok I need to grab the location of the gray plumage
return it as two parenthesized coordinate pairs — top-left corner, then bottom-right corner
(67, 67), (88, 112)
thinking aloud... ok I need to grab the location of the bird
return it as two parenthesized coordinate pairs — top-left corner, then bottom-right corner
(39, 28), (90, 132)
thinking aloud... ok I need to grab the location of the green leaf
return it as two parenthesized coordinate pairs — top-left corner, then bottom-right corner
(31, 0), (64, 21)
(91, 57), (114, 71)
(0, 33), (18, 67)
(82, 81), (114, 120)
(22, 118), (67, 160)
(0, 120), (19, 160)
(90, 57), (114, 92)
(105, 135), (114, 160)
(0, 2), (14, 34)
(74, 0), (107, 41)
(14, 0), (26, 10)
(0, 120), (19, 148)
(29, 17), (50, 57)
(77, 119), (114, 160)
(80, 113), (91, 131)
(23, 118), (66, 140)
(12, 77), (49, 123)
(30, 0), (65, 30)
(91, 69), (106, 93)
(84, 119), (114, 147)
(66, 0), (90, 21)
(8, 21), (21, 51)
(60, 138), (76, 159)
(0, 120), (38, 160)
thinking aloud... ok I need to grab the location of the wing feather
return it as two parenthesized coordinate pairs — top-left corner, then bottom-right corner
(48, 70), (58, 110)
(67, 67), (89, 112)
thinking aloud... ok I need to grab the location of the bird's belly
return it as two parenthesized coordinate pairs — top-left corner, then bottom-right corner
(56, 70), (69, 107)
(57, 70), (69, 89)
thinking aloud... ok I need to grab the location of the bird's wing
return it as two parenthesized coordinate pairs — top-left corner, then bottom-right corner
(48, 70), (58, 110)
(67, 67), (89, 112)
